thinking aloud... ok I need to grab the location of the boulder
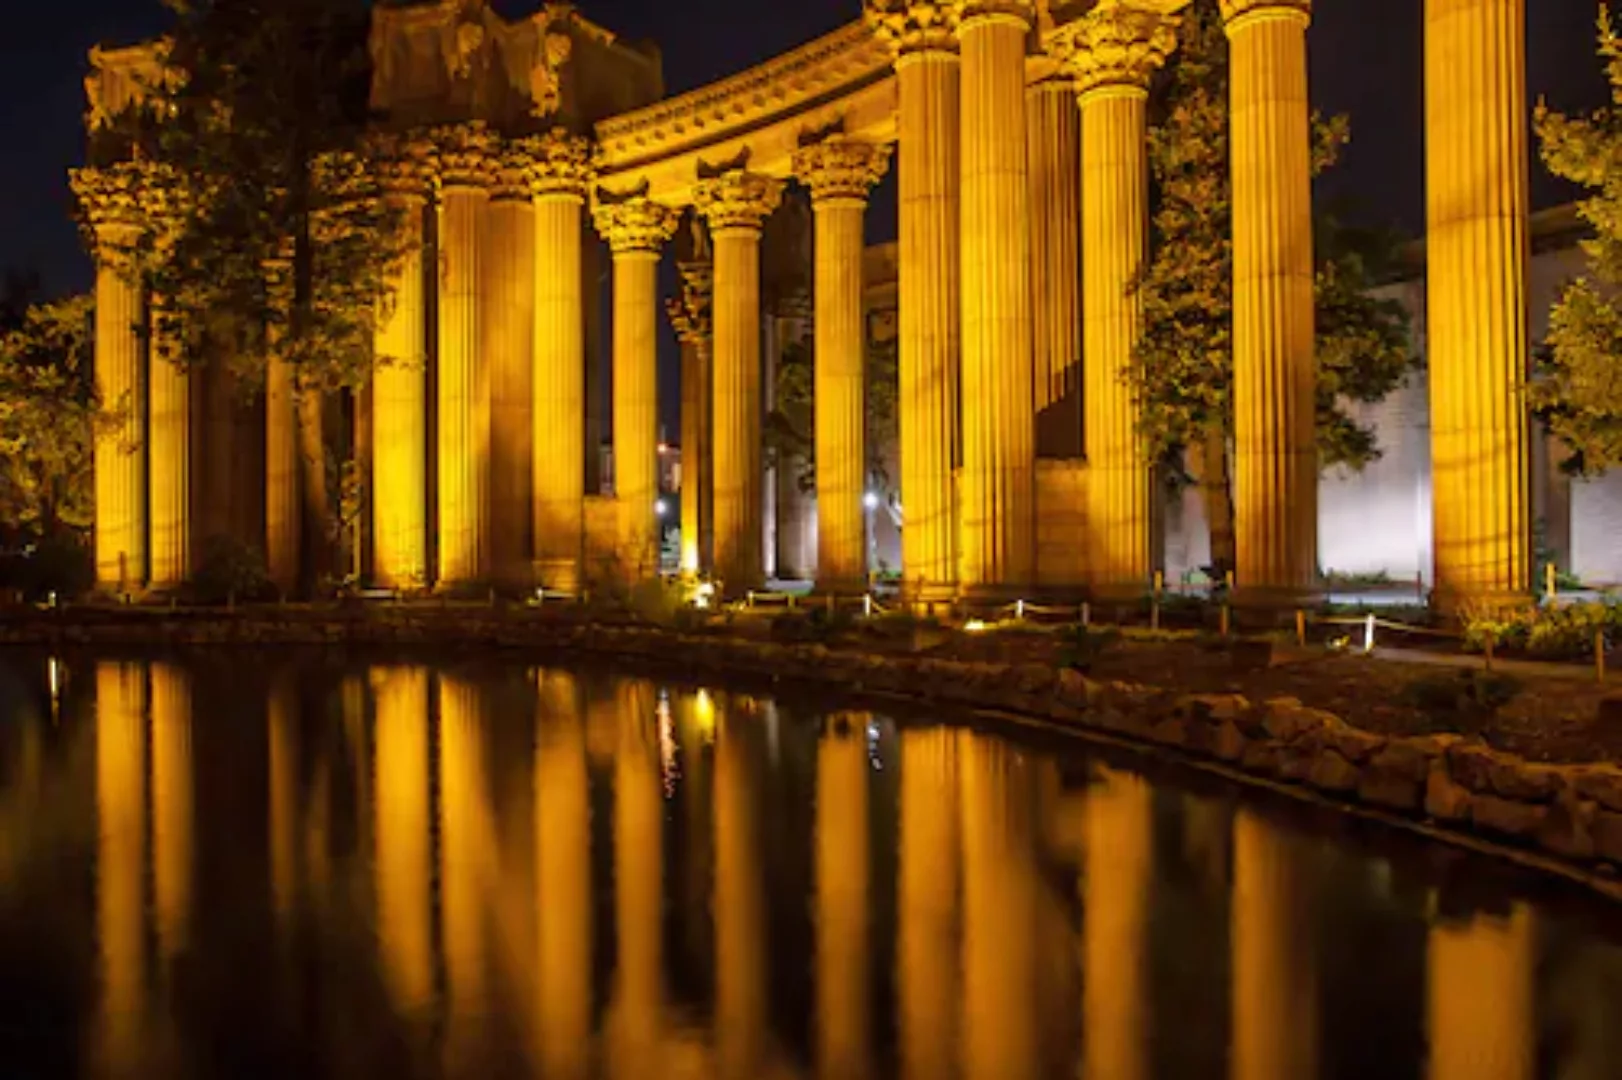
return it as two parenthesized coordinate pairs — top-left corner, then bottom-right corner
(1471, 795), (1547, 842)
(1174, 693), (1251, 726)
(1425, 759), (1474, 824)
(1240, 740), (1284, 777)
(1358, 754), (1425, 813)
(1308, 749), (1362, 794)
(1149, 718), (1190, 749)
(1323, 724), (1387, 764)
(1537, 792), (1597, 861)
(1261, 698), (1338, 743)
(1574, 765), (1622, 814)
(1594, 810), (1622, 864)
(1446, 742), (1505, 795)
(1212, 721), (1249, 763)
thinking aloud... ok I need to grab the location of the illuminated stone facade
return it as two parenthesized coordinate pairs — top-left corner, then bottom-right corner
(77, 0), (1552, 609)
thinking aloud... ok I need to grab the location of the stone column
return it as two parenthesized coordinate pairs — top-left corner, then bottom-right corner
(264, 250), (301, 594)
(484, 153), (537, 592)
(372, 154), (432, 591)
(1424, 0), (1531, 611)
(595, 197), (682, 581)
(668, 259), (714, 576)
(147, 185), (192, 591)
(1222, 0), (1318, 605)
(955, 0), (1037, 598)
(1427, 906), (1534, 1080)
(73, 166), (148, 591)
(867, 1), (960, 605)
(816, 712), (872, 1079)
(793, 137), (893, 594)
(1053, 5), (1176, 598)
(695, 171), (784, 595)
(431, 124), (495, 588)
(524, 132), (594, 594)
(1027, 73), (1083, 457)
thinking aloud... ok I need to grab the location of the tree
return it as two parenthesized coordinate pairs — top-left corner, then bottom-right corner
(1131, 0), (1412, 576)
(0, 293), (102, 541)
(1532, 5), (1622, 475)
(130, 0), (408, 592)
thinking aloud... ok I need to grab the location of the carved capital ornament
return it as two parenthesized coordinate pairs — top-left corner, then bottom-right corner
(949, 0), (1036, 31)
(667, 260), (714, 345)
(693, 171), (785, 235)
(1219, 0), (1311, 32)
(592, 197), (682, 256)
(1049, 3), (1179, 100)
(516, 128), (595, 198)
(864, 0), (959, 58)
(429, 121), (499, 190)
(70, 163), (148, 235)
(792, 137), (892, 205)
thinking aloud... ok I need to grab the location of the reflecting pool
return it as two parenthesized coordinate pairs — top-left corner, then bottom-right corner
(0, 652), (1620, 1079)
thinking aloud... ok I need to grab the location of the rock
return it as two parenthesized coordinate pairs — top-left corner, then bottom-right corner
(1425, 759), (1474, 823)
(1261, 698), (1338, 743)
(1574, 765), (1622, 813)
(1323, 724), (1387, 764)
(1601, 694), (1622, 727)
(1487, 760), (1566, 804)
(1212, 721), (1249, 763)
(1149, 718), (1189, 748)
(1408, 733), (1466, 760)
(1015, 664), (1056, 696)
(1538, 792), (1597, 861)
(1174, 693), (1251, 726)
(1472, 795), (1549, 841)
(1367, 742), (1431, 785)
(1228, 639), (1275, 672)
(1594, 810), (1622, 864)
(1358, 765), (1423, 813)
(1308, 749), (1362, 793)
(1240, 740), (1284, 776)
(1278, 743), (1316, 783)
(1058, 668), (1103, 707)
(1447, 742), (1506, 795)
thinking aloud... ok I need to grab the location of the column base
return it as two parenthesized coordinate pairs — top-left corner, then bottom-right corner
(533, 559), (582, 598)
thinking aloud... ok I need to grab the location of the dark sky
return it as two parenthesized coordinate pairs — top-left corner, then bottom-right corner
(0, 0), (1606, 297)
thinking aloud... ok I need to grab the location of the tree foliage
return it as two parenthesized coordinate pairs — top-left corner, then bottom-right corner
(1132, 0), (1413, 572)
(133, 0), (408, 588)
(0, 287), (103, 541)
(1532, 5), (1622, 475)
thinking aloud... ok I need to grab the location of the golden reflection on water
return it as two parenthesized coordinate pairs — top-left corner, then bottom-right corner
(7, 659), (1599, 1078)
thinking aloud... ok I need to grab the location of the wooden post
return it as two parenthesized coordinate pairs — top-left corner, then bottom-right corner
(1598, 629), (1607, 684)
(1295, 609), (1306, 647)
(1484, 635), (1495, 672)
(1081, 602), (1091, 627)
(1545, 562), (1556, 603)
(1219, 604), (1230, 638)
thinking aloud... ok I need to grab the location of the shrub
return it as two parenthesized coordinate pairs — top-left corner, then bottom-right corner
(1461, 601), (1619, 661)
(0, 535), (95, 601)
(1056, 625), (1121, 673)
(1400, 669), (1522, 731)
(190, 535), (274, 605)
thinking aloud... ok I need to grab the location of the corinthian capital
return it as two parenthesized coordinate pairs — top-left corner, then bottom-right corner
(667, 261), (713, 345)
(429, 121), (498, 191)
(1048, 2), (1179, 100)
(514, 128), (595, 199)
(373, 137), (435, 202)
(864, 0), (959, 58)
(792, 137), (892, 206)
(693, 171), (785, 235)
(949, 0), (1036, 31)
(70, 162), (148, 236)
(592, 196), (682, 256)
(1219, 0), (1311, 31)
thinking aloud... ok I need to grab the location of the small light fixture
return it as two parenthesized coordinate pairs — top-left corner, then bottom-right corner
(655, 499), (668, 517)
(863, 492), (879, 510)
(964, 618), (988, 633)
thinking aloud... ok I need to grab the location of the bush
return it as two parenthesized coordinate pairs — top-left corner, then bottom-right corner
(1400, 669), (1522, 731)
(190, 535), (275, 605)
(1462, 601), (1619, 661)
(0, 535), (95, 601)
(1056, 624), (1121, 673)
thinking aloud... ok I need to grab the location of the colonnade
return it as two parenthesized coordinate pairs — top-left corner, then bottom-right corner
(77, 0), (1534, 610)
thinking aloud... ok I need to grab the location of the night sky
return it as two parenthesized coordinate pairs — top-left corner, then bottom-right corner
(0, 0), (1606, 297)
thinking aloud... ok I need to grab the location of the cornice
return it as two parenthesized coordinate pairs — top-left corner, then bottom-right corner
(693, 171), (785, 235)
(592, 196), (682, 255)
(594, 21), (891, 171)
(1048, 3), (1178, 99)
(792, 137), (892, 205)
(864, 1), (959, 57)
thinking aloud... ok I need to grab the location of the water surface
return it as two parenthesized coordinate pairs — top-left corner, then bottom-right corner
(0, 651), (1619, 1079)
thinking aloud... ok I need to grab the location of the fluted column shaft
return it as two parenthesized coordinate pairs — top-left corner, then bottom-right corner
(526, 135), (593, 594)
(1424, 0), (1531, 610)
(149, 312), (191, 588)
(670, 259), (714, 576)
(1027, 75), (1083, 452)
(697, 172), (783, 595)
(91, 224), (146, 590)
(1226, 0), (1318, 602)
(266, 348), (299, 592)
(485, 185), (536, 591)
(611, 250), (661, 576)
(372, 193), (429, 589)
(894, 45), (960, 604)
(1055, 7), (1174, 597)
(957, 6), (1036, 597)
(436, 182), (489, 586)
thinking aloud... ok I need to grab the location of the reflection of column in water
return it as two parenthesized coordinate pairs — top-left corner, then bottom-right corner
(817, 712), (870, 1080)
(1231, 808), (1318, 1080)
(959, 730), (1039, 1080)
(715, 695), (766, 1078)
(1427, 905), (1534, 1080)
(371, 667), (433, 1012)
(268, 674), (298, 926)
(1083, 764), (1152, 1080)
(535, 671), (592, 1077)
(1180, 791), (1231, 896)
(679, 690), (716, 979)
(150, 663), (193, 967)
(897, 727), (958, 1080)
(95, 662), (148, 1073)
(613, 678), (664, 1073)
(440, 672), (496, 1057)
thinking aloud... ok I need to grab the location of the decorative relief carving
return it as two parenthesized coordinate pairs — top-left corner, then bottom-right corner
(374, 138), (437, 201)
(516, 128), (595, 197)
(1219, 0), (1310, 27)
(864, 0), (959, 56)
(667, 260), (714, 345)
(70, 163), (149, 233)
(529, 30), (573, 119)
(85, 43), (178, 132)
(692, 171), (786, 235)
(429, 121), (499, 189)
(1048, 2), (1178, 97)
(591, 196), (682, 255)
(792, 136), (892, 204)
(949, 0), (1037, 29)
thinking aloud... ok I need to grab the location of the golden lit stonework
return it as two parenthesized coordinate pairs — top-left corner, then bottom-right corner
(949, 0), (1035, 28)
(1049, 3), (1179, 97)
(1219, 0), (1311, 30)
(592, 197), (682, 255)
(864, 0), (960, 57)
(693, 171), (785, 234)
(792, 137), (892, 205)
(517, 128), (594, 197)
(429, 122), (498, 190)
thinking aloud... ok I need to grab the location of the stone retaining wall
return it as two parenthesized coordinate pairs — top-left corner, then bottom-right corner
(6, 610), (1621, 888)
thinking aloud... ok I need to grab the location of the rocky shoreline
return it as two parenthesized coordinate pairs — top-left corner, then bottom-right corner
(4, 605), (1621, 898)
